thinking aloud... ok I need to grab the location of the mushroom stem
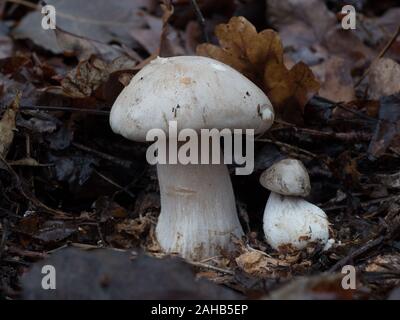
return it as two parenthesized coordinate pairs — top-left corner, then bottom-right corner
(263, 192), (329, 250)
(156, 158), (243, 261)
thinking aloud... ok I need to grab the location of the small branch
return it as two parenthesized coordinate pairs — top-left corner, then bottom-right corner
(273, 121), (372, 142)
(335, 103), (377, 123)
(296, 127), (372, 142)
(328, 236), (385, 272)
(322, 194), (400, 212)
(10, 105), (110, 115)
(94, 170), (136, 199)
(355, 24), (400, 88)
(7, 245), (49, 260)
(72, 142), (133, 169)
(256, 138), (318, 159)
(187, 260), (235, 275)
(0, 154), (71, 218)
(190, 0), (209, 43)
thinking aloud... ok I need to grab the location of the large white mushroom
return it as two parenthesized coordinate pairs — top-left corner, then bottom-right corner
(110, 56), (274, 260)
(260, 159), (330, 250)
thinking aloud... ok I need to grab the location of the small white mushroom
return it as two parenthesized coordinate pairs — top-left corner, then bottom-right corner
(260, 159), (329, 250)
(110, 56), (274, 260)
(263, 193), (329, 250)
(260, 158), (311, 196)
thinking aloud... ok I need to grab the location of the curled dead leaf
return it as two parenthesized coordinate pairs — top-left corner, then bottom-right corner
(311, 56), (356, 102)
(197, 16), (319, 123)
(51, 55), (137, 98)
(235, 249), (289, 278)
(116, 214), (155, 240)
(61, 56), (109, 98)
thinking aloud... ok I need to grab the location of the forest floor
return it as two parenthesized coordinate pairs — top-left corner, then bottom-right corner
(1, 0), (400, 300)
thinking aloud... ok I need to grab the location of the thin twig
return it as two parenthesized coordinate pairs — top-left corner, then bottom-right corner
(187, 260), (235, 275)
(1, 104), (110, 115)
(363, 271), (400, 281)
(322, 194), (400, 211)
(272, 124), (372, 142)
(328, 236), (385, 272)
(190, 0), (209, 43)
(335, 103), (377, 123)
(306, 96), (377, 122)
(72, 142), (133, 169)
(94, 170), (136, 199)
(256, 138), (317, 159)
(7, 245), (49, 260)
(46, 243), (69, 254)
(355, 24), (400, 87)
(0, 154), (71, 218)
(246, 245), (273, 258)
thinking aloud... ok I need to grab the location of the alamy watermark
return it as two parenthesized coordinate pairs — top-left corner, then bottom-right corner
(341, 5), (357, 30)
(41, 264), (56, 290)
(41, 4), (56, 30)
(341, 265), (357, 290)
(146, 121), (255, 175)
(40, 4), (357, 31)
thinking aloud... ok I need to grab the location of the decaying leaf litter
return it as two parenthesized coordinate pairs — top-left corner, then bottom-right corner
(0, 0), (400, 299)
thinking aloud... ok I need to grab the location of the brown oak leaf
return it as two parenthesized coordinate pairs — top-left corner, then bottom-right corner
(197, 16), (320, 124)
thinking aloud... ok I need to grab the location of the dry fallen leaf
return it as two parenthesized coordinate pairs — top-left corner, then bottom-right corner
(159, 0), (180, 57)
(235, 249), (289, 278)
(312, 56), (356, 102)
(266, 0), (374, 106)
(267, 0), (336, 46)
(116, 214), (154, 240)
(47, 55), (137, 98)
(54, 27), (133, 62)
(197, 16), (320, 124)
(12, 0), (145, 55)
(365, 254), (400, 273)
(60, 56), (109, 98)
(0, 92), (20, 158)
(364, 254), (400, 287)
(131, 12), (185, 57)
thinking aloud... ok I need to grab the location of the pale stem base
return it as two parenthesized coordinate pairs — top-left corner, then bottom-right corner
(156, 161), (244, 260)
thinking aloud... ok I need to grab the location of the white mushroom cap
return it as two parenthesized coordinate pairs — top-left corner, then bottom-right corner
(263, 192), (329, 250)
(260, 159), (311, 197)
(110, 56), (274, 141)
